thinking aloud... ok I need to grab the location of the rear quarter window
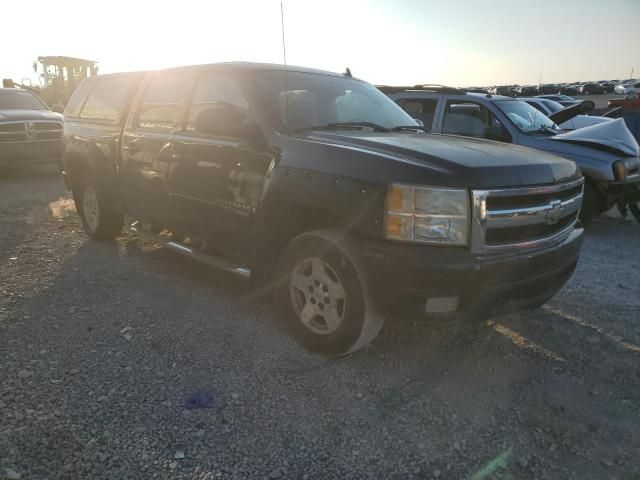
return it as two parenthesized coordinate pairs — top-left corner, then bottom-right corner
(79, 76), (139, 123)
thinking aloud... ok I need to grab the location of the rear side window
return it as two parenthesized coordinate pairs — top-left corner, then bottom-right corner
(137, 73), (193, 130)
(64, 80), (94, 118)
(185, 73), (250, 131)
(80, 76), (137, 123)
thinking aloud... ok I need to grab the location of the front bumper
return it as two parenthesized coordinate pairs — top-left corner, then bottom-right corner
(0, 140), (62, 167)
(361, 225), (584, 319)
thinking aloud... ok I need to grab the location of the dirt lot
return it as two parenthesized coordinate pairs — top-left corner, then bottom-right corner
(1, 166), (639, 480)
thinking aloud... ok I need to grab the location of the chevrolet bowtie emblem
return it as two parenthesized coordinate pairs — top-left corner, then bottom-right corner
(545, 200), (564, 225)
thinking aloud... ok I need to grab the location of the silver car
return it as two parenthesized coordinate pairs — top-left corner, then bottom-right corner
(383, 86), (640, 223)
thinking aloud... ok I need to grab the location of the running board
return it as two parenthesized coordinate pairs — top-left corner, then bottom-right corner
(130, 221), (251, 279)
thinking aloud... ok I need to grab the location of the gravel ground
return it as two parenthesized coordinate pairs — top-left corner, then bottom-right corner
(1, 166), (639, 480)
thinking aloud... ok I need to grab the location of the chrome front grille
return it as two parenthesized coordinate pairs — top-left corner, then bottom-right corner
(0, 121), (63, 143)
(471, 177), (584, 254)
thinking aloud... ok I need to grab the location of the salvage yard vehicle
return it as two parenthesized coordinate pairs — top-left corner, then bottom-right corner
(62, 63), (585, 356)
(518, 97), (612, 130)
(2, 56), (98, 107)
(384, 86), (640, 224)
(0, 88), (63, 168)
(609, 92), (640, 109)
(614, 81), (640, 95)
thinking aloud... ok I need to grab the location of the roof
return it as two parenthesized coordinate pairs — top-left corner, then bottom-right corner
(159, 61), (350, 78)
(38, 56), (97, 66)
(377, 84), (466, 94)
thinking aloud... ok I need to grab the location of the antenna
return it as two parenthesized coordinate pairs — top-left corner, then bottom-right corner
(280, 2), (289, 134)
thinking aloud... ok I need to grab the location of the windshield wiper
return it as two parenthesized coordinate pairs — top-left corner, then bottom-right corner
(294, 122), (391, 134)
(529, 124), (558, 135)
(391, 125), (428, 132)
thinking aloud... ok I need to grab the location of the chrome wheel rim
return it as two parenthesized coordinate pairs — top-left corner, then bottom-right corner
(289, 257), (346, 335)
(83, 186), (100, 232)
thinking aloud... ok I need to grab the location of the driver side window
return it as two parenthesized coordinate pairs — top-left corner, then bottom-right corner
(442, 100), (506, 140)
(185, 73), (251, 133)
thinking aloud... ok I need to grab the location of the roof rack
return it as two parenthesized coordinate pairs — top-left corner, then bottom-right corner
(376, 84), (466, 94)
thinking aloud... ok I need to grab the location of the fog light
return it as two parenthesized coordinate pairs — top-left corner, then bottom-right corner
(425, 296), (460, 314)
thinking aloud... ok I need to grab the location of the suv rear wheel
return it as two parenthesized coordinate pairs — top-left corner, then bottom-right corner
(75, 172), (123, 240)
(275, 229), (384, 356)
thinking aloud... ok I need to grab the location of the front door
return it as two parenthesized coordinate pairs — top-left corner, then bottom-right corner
(169, 71), (271, 259)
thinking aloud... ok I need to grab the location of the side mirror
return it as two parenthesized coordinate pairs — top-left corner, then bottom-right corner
(51, 104), (65, 114)
(484, 125), (511, 142)
(194, 106), (246, 138)
(415, 119), (425, 127)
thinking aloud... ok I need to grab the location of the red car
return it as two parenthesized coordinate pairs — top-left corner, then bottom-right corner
(608, 92), (640, 108)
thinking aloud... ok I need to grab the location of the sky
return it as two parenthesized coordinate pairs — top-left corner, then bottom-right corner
(2, 0), (639, 88)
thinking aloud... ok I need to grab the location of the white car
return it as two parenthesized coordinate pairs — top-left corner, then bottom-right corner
(614, 81), (640, 94)
(519, 97), (612, 130)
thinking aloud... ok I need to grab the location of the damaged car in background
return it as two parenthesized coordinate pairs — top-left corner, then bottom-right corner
(383, 86), (640, 224)
(60, 63), (585, 355)
(517, 98), (613, 130)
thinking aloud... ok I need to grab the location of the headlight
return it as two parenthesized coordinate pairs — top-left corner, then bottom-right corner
(384, 184), (469, 245)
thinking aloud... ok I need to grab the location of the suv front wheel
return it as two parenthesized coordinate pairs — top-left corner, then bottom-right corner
(275, 229), (384, 356)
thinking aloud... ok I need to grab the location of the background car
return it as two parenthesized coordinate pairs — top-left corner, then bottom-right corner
(615, 81), (640, 94)
(536, 83), (559, 94)
(608, 92), (640, 108)
(579, 83), (605, 95)
(0, 88), (64, 168)
(514, 85), (537, 96)
(559, 84), (580, 96)
(519, 97), (612, 130)
(537, 94), (576, 107)
(598, 81), (616, 93)
(490, 85), (516, 96)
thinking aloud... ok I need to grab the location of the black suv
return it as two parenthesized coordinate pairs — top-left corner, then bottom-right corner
(61, 63), (584, 355)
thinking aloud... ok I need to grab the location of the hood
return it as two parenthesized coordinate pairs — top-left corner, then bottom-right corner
(549, 100), (594, 124)
(551, 118), (639, 157)
(300, 131), (579, 188)
(0, 109), (63, 122)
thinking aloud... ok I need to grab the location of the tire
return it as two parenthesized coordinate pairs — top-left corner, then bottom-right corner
(74, 172), (124, 240)
(579, 180), (603, 226)
(275, 229), (384, 356)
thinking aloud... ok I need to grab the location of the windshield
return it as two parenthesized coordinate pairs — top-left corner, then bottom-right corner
(252, 71), (419, 133)
(495, 99), (558, 133)
(0, 90), (48, 110)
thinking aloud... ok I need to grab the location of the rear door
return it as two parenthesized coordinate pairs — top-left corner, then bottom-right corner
(170, 70), (270, 258)
(121, 71), (196, 226)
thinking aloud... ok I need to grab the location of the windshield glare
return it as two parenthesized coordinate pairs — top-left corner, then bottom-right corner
(253, 71), (418, 133)
(0, 91), (47, 110)
(495, 99), (558, 133)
